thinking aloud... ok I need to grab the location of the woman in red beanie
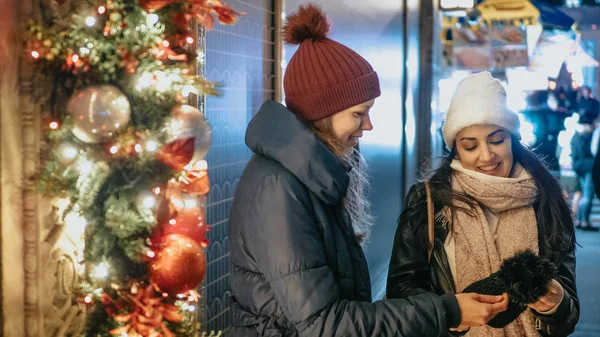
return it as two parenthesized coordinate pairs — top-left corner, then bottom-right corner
(225, 4), (507, 337)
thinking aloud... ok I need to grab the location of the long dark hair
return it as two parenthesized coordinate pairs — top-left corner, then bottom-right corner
(422, 135), (575, 258)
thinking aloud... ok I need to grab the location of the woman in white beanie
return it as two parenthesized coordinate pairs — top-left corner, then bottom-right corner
(387, 72), (578, 336)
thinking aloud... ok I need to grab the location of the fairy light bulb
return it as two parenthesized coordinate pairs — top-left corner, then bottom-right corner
(84, 295), (93, 304)
(136, 72), (153, 91)
(185, 36), (194, 44)
(153, 187), (161, 195)
(109, 146), (118, 154)
(145, 140), (158, 152)
(98, 5), (106, 14)
(169, 219), (177, 225)
(85, 16), (96, 27)
(162, 40), (170, 47)
(78, 159), (94, 174)
(147, 250), (156, 258)
(71, 54), (80, 63)
(147, 13), (159, 26)
(31, 51), (40, 59)
(49, 121), (59, 129)
(56, 198), (71, 210)
(57, 142), (78, 162)
(64, 212), (87, 239)
(93, 263), (109, 279)
(134, 144), (142, 153)
(79, 47), (90, 55)
(183, 197), (198, 209)
(141, 194), (157, 209)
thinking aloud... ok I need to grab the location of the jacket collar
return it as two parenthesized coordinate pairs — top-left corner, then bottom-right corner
(245, 100), (349, 205)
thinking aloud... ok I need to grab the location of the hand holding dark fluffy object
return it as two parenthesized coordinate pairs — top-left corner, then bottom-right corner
(462, 250), (558, 328)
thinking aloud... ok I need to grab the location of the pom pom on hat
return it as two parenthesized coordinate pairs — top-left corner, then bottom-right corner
(442, 72), (520, 149)
(283, 3), (331, 45)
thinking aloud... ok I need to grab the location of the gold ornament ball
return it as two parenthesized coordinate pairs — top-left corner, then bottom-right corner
(67, 85), (131, 143)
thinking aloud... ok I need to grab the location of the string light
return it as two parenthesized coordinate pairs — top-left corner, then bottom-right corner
(147, 250), (156, 258)
(64, 212), (87, 239)
(31, 51), (40, 59)
(98, 5), (106, 14)
(84, 295), (93, 304)
(147, 13), (159, 26)
(141, 194), (157, 208)
(162, 40), (170, 47)
(183, 197), (198, 209)
(57, 142), (78, 162)
(93, 263), (109, 279)
(136, 72), (153, 91)
(134, 144), (142, 153)
(153, 187), (161, 195)
(49, 121), (59, 129)
(171, 198), (184, 209)
(80, 47), (90, 55)
(146, 140), (158, 152)
(71, 54), (80, 63)
(185, 36), (194, 44)
(56, 198), (71, 210)
(169, 219), (177, 225)
(109, 145), (119, 154)
(78, 159), (94, 174)
(85, 16), (96, 27)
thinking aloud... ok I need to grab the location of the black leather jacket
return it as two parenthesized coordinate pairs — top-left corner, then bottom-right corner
(387, 182), (579, 337)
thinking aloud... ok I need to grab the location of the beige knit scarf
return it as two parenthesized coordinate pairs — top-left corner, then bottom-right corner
(448, 164), (540, 337)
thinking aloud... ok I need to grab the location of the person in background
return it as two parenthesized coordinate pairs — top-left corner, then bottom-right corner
(575, 85), (599, 123)
(225, 4), (507, 337)
(571, 98), (598, 231)
(523, 90), (564, 178)
(388, 72), (579, 336)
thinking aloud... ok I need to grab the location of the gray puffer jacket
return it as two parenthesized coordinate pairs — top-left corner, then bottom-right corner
(225, 100), (460, 337)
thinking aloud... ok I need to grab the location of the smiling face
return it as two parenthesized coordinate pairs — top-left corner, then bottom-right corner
(455, 124), (514, 178)
(329, 99), (375, 151)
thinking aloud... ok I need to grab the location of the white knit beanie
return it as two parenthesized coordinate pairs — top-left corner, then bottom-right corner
(442, 71), (520, 149)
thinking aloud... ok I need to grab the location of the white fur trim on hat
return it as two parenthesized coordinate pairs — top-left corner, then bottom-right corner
(442, 71), (520, 149)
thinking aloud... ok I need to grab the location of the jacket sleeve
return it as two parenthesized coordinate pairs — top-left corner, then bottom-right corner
(534, 244), (579, 337)
(243, 174), (458, 337)
(387, 183), (435, 299)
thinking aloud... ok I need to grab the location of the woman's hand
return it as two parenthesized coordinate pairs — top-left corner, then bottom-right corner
(451, 293), (509, 332)
(528, 279), (564, 313)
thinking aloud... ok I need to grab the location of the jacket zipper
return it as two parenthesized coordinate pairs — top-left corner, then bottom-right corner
(432, 239), (457, 293)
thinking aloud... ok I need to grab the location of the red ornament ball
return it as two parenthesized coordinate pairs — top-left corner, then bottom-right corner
(150, 234), (206, 294)
(152, 208), (207, 246)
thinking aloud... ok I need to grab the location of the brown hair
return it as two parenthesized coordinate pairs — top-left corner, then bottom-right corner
(308, 117), (345, 158)
(307, 117), (374, 244)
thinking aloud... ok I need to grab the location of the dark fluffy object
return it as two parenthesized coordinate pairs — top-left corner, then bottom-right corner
(283, 3), (331, 45)
(462, 250), (558, 328)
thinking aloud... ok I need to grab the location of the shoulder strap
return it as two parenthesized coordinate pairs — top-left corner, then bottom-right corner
(425, 182), (434, 261)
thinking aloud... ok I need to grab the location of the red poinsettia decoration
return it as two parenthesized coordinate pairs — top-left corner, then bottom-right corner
(107, 283), (183, 337)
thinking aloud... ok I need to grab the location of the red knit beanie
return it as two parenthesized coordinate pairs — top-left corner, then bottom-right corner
(283, 4), (380, 121)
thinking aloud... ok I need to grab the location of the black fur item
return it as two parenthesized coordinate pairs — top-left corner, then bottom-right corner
(462, 250), (558, 328)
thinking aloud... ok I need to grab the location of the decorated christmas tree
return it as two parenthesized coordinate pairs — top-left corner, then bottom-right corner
(23, 0), (243, 335)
